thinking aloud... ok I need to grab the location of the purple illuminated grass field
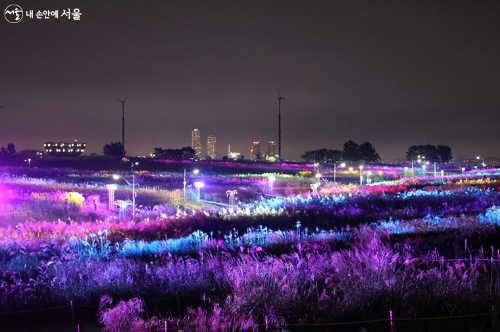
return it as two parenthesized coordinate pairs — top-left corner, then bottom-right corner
(1, 165), (500, 331)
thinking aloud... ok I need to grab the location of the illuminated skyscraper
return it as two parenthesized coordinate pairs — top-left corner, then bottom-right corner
(266, 141), (275, 158)
(207, 135), (216, 159)
(251, 141), (260, 160)
(192, 129), (201, 160)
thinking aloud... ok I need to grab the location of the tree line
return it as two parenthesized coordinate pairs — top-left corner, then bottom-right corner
(405, 144), (452, 163)
(301, 141), (453, 164)
(301, 140), (381, 163)
(103, 143), (196, 160)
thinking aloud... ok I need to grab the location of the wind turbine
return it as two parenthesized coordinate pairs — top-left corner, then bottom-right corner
(117, 97), (127, 150)
(278, 91), (285, 161)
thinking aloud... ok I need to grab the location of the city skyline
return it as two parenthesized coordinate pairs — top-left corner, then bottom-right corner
(1, 2), (499, 161)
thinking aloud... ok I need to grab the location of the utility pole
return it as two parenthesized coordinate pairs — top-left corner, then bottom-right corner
(278, 91), (285, 161)
(117, 97), (127, 150)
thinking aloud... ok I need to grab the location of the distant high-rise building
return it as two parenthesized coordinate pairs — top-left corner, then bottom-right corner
(266, 141), (275, 158)
(207, 135), (216, 159)
(251, 141), (261, 160)
(192, 129), (201, 159)
(228, 152), (241, 160)
(228, 144), (242, 160)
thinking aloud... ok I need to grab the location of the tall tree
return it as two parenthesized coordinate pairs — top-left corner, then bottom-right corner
(103, 142), (126, 158)
(325, 149), (342, 163)
(436, 145), (453, 163)
(420, 144), (438, 162)
(342, 140), (360, 163)
(406, 145), (420, 162)
(358, 141), (380, 163)
(153, 146), (195, 160)
(6, 143), (15, 154)
(300, 149), (341, 163)
(300, 150), (316, 162)
(406, 144), (445, 163)
(181, 147), (195, 160)
(315, 149), (328, 162)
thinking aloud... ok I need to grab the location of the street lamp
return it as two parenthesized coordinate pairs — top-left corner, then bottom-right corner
(404, 167), (408, 178)
(462, 167), (465, 175)
(333, 162), (345, 183)
(194, 181), (204, 202)
(24, 159), (31, 168)
(422, 164), (426, 177)
(183, 168), (199, 204)
(359, 166), (363, 185)
(477, 156), (485, 168)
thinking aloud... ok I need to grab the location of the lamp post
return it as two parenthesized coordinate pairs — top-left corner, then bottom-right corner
(477, 156), (485, 168)
(24, 158), (31, 168)
(359, 166), (363, 185)
(367, 171), (372, 184)
(333, 162), (345, 183)
(434, 162), (437, 178)
(404, 167), (408, 178)
(462, 167), (465, 175)
(183, 168), (199, 204)
(194, 182), (204, 202)
(422, 164), (426, 177)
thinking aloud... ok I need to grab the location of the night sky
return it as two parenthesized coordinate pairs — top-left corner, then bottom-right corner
(1, 1), (499, 161)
